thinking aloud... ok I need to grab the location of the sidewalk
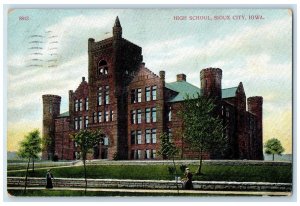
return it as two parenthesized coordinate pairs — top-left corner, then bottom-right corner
(7, 187), (291, 196)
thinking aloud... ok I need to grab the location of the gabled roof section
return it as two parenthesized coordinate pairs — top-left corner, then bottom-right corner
(222, 87), (238, 99)
(58, 111), (69, 118)
(131, 66), (160, 82)
(165, 81), (201, 102)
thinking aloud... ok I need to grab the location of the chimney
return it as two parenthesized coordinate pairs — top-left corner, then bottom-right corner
(82, 77), (85, 82)
(159, 71), (165, 80)
(177, 73), (186, 82)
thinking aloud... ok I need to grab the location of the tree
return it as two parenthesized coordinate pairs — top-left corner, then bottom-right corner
(71, 129), (102, 194)
(158, 133), (180, 194)
(264, 138), (285, 161)
(17, 129), (42, 192)
(179, 94), (227, 175)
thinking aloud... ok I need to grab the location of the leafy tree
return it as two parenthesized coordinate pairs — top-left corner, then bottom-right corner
(264, 138), (285, 161)
(158, 133), (180, 194)
(17, 129), (42, 192)
(71, 129), (103, 194)
(179, 94), (227, 175)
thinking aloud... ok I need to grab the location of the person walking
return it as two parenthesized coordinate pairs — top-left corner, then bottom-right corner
(183, 168), (193, 190)
(45, 169), (54, 189)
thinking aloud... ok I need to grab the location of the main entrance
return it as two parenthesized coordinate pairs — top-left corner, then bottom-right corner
(93, 136), (109, 159)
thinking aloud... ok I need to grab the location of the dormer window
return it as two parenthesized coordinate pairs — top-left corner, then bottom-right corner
(97, 60), (108, 75)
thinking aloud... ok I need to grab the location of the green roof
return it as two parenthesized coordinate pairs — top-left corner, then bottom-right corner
(222, 87), (237, 99)
(58, 111), (69, 117)
(165, 81), (201, 102)
(165, 81), (237, 102)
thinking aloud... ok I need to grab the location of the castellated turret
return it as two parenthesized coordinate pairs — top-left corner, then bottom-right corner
(200, 68), (223, 101)
(42, 94), (61, 160)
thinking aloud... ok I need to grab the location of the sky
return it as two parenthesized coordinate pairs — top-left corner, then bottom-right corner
(6, 9), (292, 154)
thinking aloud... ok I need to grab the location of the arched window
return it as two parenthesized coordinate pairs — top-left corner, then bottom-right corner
(97, 60), (108, 75)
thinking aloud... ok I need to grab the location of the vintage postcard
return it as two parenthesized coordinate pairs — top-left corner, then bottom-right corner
(6, 8), (293, 198)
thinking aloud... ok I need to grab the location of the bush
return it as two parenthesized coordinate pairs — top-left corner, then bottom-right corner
(167, 166), (175, 175)
(180, 165), (187, 173)
(52, 155), (59, 162)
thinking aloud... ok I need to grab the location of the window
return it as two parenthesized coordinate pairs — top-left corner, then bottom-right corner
(137, 150), (142, 159)
(131, 131), (136, 145)
(105, 110), (109, 122)
(145, 87), (151, 101)
(49, 105), (52, 114)
(131, 88), (142, 103)
(168, 106), (172, 121)
(105, 86), (110, 104)
(85, 98), (89, 111)
(137, 88), (142, 103)
(152, 86), (157, 100)
(75, 100), (79, 112)
(145, 150), (150, 159)
(93, 112), (97, 123)
(84, 116), (88, 128)
(145, 108), (151, 123)
(104, 137), (109, 146)
(74, 117), (78, 130)
(145, 129), (151, 144)
(110, 110), (114, 121)
(168, 128), (172, 142)
(79, 99), (83, 111)
(226, 107), (230, 118)
(137, 130), (142, 144)
(131, 110), (136, 124)
(98, 87), (102, 106)
(151, 150), (156, 159)
(137, 109), (142, 124)
(152, 129), (157, 143)
(152, 107), (157, 122)
(98, 111), (102, 123)
(97, 60), (108, 75)
(79, 116), (82, 129)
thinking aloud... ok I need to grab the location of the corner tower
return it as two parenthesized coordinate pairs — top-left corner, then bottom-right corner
(87, 17), (143, 160)
(247, 96), (263, 159)
(42, 94), (61, 160)
(200, 68), (222, 102)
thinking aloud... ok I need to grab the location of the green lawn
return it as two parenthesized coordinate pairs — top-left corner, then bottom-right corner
(7, 164), (292, 183)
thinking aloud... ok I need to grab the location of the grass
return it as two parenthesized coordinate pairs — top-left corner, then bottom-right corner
(7, 164), (292, 183)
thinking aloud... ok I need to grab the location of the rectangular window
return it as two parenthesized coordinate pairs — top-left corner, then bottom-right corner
(145, 129), (151, 144)
(74, 117), (78, 130)
(131, 110), (136, 124)
(79, 116), (82, 129)
(145, 150), (150, 159)
(137, 109), (142, 124)
(152, 107), (157, 122)
(84, 116), (88, 128)
(85, 98), (89, 111)
(98, 111), (102, 123)
(145, 108), (151, 123)
(105, 86), (110, 104)
(104, 137), (109, 146)
(110, 110), (114, 121)
(168, 128), (172, 142)
(79, 99), (83, 111)
(131, 131), (136, 145)
(105, 110), (109, 122)
(152, 129), (157, 143)
(49, 105), (52, 114)
(151, 150), (156, 159)
(145, 87), (151, 101)
(152, 86), (157, 100)
(131, 89), (136, 104)
(137, 130), (142, 144)
(137, 88), (142, 103)
(75, 100), (79, 112)
(168, 106), (172, 121)
(137, 150), (142, 159)
(98, 87), (102, 106)
(93, 112), (97, 123)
